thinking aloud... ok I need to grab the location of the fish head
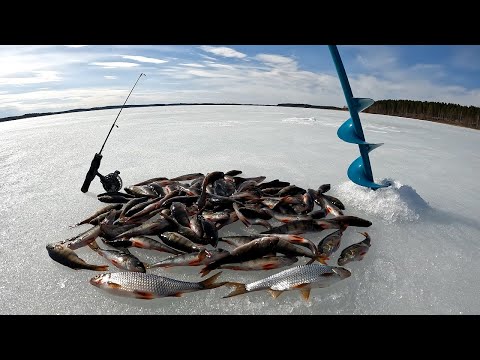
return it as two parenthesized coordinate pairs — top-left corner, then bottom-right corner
(46, 242), (65, 253)
(337, 256), (348, 266)
(321, 242), (333, 254)
(90, 273), (110, 287)
(332, 267), (351, 279)
(46, 243), (56, 251)
(131, 259), (147, 273)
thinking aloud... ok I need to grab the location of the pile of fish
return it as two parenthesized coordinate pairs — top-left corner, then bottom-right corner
(47, 170), (373, 301)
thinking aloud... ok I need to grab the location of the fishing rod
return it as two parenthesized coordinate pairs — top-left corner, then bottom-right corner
(81, 73), (146, 193)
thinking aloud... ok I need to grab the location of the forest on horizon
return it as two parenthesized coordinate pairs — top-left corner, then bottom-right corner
(363, 99), (480, 130)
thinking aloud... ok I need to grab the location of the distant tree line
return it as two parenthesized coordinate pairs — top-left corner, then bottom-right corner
(277, 103), (343, 110)
(363, 99), (480, 130)
(1, 100), (479, 130)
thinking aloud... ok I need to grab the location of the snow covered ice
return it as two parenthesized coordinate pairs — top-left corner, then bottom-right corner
(0, 105), (479, 314)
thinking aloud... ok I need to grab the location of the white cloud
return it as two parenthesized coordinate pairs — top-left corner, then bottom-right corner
(179, 63), (205, 68)
(256, 54), (295, 65)
(255, 54), (298, 72)
(89, 62), (140, 69)
(0, 46), (114, 78)
(208, 63), (235, 70)
(199, 54), (218, 61)
(187, 69), (236, 78)
(350, 74), (480, 107)
(200, 46), (246, 59)
(120, 55), (168, 64)
(0, 71), (61, 86)
(64, 45), (88, 48)
(104, 76), (117, 80)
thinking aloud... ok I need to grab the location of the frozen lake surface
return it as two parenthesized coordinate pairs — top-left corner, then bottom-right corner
(1, 105), (479, 314)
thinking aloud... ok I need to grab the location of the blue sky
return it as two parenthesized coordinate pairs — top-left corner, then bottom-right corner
(1, 45), (480, 117)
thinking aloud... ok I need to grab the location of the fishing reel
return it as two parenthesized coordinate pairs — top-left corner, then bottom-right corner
(81, 153), (123, 193)
(98, 170), (122, 193)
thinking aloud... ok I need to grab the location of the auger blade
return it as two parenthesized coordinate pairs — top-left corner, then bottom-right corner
(347, 157), (389, 189)
(351, 97), (374, 113)
(337, 118), (369, 144)
(365, 143), (383, 152)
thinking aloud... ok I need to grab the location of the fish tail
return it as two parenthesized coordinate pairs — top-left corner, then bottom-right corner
(345, 216), (372, 227)
(223, 282), (248, 298)
(199, 262), (217, 277)
(199, 272), (226, 289)
(257, 219), (273, 229)
(209, 237), (219, 248)
(359, 231), (371, 245)
(93, 265), (109, 271)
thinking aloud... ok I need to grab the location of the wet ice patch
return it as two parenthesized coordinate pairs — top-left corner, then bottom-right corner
(282, 117), (317, 125)
(364, 124), (402, 134)
(334, 179), (430, 223)
(198, 120), (240, 127)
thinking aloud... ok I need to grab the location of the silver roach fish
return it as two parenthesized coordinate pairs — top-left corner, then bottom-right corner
(224, 264), (351, 300)
(337, 232), (371, 266)
(90, 271), (226, 299)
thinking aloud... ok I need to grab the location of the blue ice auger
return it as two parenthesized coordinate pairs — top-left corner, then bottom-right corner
(328, 45), (389, 190)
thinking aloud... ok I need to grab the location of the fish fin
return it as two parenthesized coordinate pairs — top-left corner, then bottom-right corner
(223, 282), (248, 298)
(199, 272), (226, 289)
(133, 290), (155, 300)
(199, 266), (211, 277)
(204, 249), (213, 258)
(262, 263), (277, 270)
(94, 265), (109, 271)
(171, 292), (183, 297)
(300, 288), (311, 301)
(293, 283), (308, 288)
(315, 255), (329, 265)
(107, 281), (122, 288)
(268, 289), (284, 299)
(131, 240), (144, 248)
(289, 235), (305, 242)
(88, 240), (100, 251)
(198, 249), (209, 261)
(188, 259), (201, 266)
